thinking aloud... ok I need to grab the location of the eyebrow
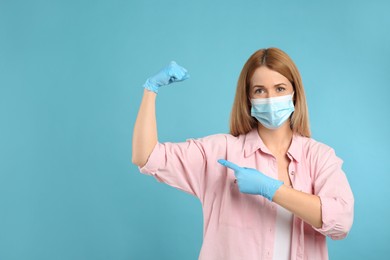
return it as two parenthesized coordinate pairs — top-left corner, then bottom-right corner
(251, 83), (287, 88)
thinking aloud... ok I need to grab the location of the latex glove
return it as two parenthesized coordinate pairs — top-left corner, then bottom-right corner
(143, 61), (190, 93)
(218, 159), (283, 201)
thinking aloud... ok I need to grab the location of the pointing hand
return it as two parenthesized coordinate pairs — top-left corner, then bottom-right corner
(218, 159), (283, 201)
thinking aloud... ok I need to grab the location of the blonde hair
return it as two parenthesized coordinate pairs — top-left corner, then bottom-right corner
(230, 47), (311, 137)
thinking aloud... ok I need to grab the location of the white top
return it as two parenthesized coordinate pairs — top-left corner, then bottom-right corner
(273, 205), (293, 260)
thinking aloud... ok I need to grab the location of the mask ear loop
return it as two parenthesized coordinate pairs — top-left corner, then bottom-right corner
(291, 91), (295, 104)
(287, 91), (295, 130)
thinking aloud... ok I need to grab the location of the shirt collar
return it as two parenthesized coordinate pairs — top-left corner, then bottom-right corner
(244, 129), (270, 157)
(244, 128), (302, 163)
(287, 134), (302, 163)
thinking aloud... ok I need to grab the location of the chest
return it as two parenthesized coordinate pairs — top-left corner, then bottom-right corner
(226, 149), (312, 193)
(275, 154), (292, 187)
(251, 151), (300, 189)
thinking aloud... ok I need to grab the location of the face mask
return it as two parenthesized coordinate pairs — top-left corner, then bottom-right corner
(250, 93), (295, 129)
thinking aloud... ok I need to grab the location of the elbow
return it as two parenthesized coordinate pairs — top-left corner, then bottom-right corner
(316, 196), (354, 240)
(131, 155), (147, 168)
(328, 220), (353, 240)
(131, 156), (139, 166)
(131, 145), (148, 167)
(132, 141), (157, 168)
(339, 198), (354, 237)
(329, 205), (354, 240)
(336, 210), (354, 239)
(318, 216), (353, 240)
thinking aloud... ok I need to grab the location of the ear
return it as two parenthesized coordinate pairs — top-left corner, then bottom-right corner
(291, 89), (296, 103)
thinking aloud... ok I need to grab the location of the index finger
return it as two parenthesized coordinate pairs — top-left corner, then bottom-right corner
(217, 159), (242, 172)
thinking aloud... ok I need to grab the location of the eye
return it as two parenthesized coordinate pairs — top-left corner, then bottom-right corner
(254, 88), (265, 94)
(276, 86), (286, 92)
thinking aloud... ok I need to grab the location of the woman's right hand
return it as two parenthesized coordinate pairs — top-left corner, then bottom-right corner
(143, 61), (190, 93)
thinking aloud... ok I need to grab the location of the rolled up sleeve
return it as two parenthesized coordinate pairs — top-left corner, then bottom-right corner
(139, 139), (207, 199)
(312, 147), (354, 240)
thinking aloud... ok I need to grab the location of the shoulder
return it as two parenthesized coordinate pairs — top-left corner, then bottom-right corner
(300, 136), (335, 155)
(185, 132), (246, 153)
(188, 132), (242, 146)
(299, 135), (343, 167)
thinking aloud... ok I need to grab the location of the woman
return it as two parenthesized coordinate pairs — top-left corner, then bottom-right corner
(132, 48), (354, 260)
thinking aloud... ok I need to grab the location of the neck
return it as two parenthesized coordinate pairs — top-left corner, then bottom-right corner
(257, 121), (293, 155)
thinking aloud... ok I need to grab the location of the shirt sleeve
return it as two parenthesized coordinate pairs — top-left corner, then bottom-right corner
(138, 135), (225, 199)
(311, 144), (354, 240)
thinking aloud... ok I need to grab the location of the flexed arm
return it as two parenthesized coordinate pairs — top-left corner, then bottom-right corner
(132, 62), (190, 167)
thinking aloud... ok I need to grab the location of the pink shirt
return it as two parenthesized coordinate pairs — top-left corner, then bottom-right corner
(139, 129), (354, 260)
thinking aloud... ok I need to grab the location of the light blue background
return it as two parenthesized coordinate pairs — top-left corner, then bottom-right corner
(1, 0), (389, 259)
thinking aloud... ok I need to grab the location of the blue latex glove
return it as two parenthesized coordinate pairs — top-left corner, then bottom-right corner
(143, 61), (190, 93)
(218, 159), (283, 201)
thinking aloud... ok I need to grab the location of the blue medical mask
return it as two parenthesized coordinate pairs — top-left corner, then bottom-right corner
(250, 93), (295, 129)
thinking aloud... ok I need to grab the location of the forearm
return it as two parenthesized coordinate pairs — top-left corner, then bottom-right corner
(132, 89), (158, 167)
(272, 185), (322, 228)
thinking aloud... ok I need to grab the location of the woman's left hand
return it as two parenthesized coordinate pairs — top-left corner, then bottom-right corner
(218, 159), (283, 201)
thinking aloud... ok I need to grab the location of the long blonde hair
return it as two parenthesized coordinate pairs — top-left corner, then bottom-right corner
(230, 47), (311, 137)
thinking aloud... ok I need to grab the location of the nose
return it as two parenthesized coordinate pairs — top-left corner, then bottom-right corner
(267, 91), (278, 98)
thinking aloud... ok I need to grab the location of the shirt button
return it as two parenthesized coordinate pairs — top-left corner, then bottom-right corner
(290, 171), (295, 175)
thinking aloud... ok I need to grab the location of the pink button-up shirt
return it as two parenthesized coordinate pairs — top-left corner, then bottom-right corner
(139, 129), (354, 260)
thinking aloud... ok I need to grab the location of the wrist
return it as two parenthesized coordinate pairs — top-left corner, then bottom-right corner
(143, 88), (158, 97)
(263, 178), (283, 201)
(143, 78), (159, 93)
